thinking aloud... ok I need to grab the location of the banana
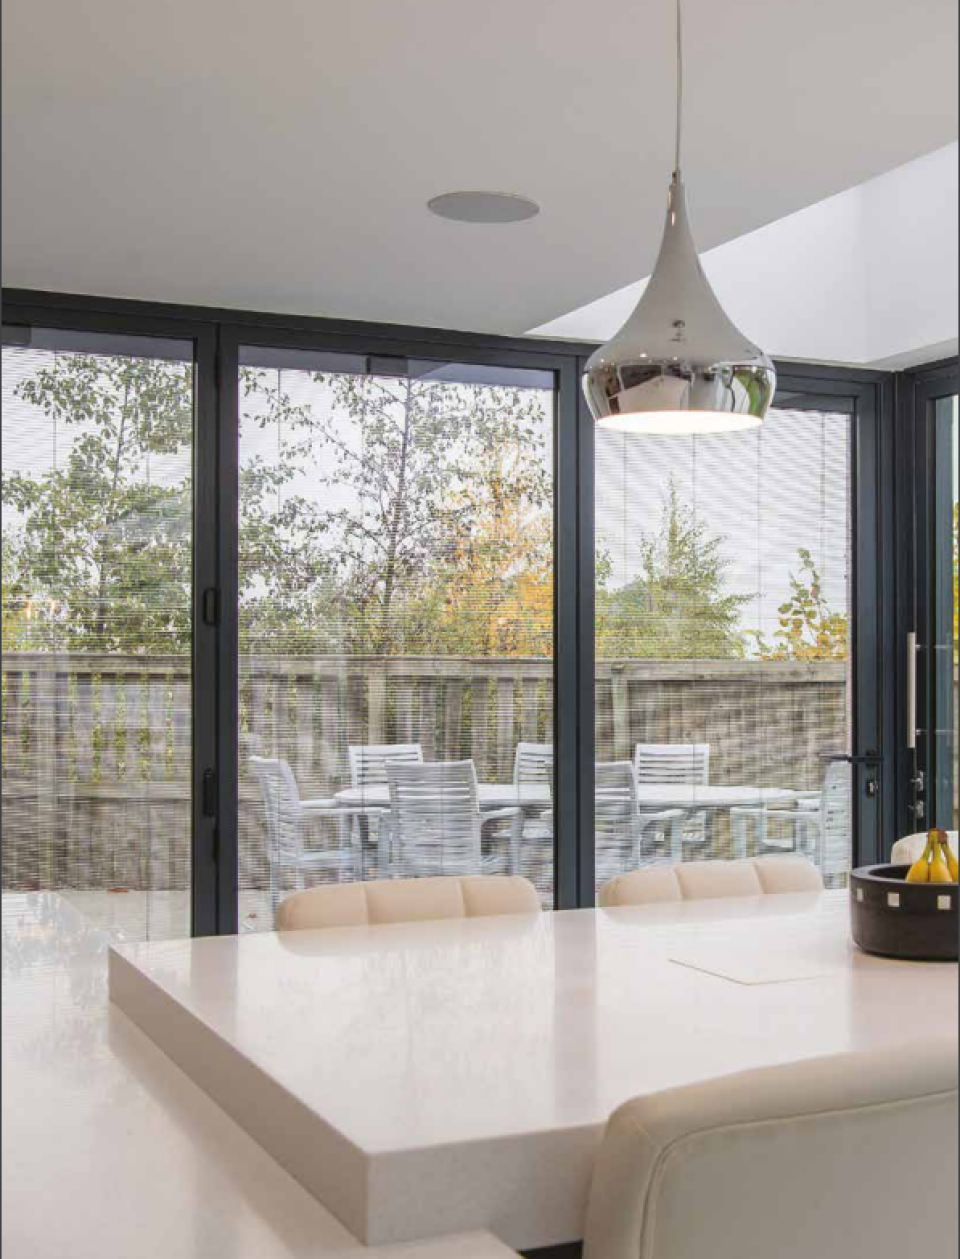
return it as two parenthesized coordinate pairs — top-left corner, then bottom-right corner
(906, 853), (931, 883)
(929, 854), (953, 884)
(906, 835), (934, 883)
(903, 831), (957, 884)
(932, 829), (959, 883)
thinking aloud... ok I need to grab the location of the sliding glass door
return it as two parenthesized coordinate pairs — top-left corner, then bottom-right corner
(232, 340), (567, 928)
(3, 290), (899, 932)
(592, 374), (886, 896)
(1, 325), (202, 940)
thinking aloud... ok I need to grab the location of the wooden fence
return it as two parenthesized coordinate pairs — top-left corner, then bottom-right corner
(2, 651), (850, 892)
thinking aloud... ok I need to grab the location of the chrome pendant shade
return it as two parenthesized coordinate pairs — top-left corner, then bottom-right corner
(583, 1), (775, 435)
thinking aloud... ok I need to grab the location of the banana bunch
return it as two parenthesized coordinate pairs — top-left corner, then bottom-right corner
(906, 829), (959, 884)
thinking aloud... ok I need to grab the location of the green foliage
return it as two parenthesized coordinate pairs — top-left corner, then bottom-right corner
(3, 354), (193, 653)
(596, 481), (752, 659)
(6, 354), (839, 666)
(237, 369), (553, 656)
(749, 548), (848, 661)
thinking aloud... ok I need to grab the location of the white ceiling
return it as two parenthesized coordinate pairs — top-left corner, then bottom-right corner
(2, 0), (957, 337)
(534, 145), (960, 364)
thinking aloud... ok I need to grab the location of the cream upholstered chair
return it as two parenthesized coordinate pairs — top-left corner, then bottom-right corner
(599, 855), (823, 908)
(583, 1036), (958, 1259)
(276, 874), (541, 931)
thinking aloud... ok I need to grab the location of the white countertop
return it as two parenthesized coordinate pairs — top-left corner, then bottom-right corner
(109, 890), (957, 1252)
(1, 893), (517, 1259)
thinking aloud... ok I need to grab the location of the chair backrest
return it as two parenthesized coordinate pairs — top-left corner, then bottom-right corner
(348, 743), (424, 789)
(276, 875), (541, 931)
(249, 757), (302, 861)
(595, 763), (641, 871)
(583, 1037), (958, 1259)
(514, 742), (554, 788)
(599, 855), (824, 908)
(387, 760), (482, 871)
(634, 743), (710, 786)
(819, 759), (852, 876)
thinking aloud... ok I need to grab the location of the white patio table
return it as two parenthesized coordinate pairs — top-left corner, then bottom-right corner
(111, 890), (958, 1255)
(334, 782), (801, 868)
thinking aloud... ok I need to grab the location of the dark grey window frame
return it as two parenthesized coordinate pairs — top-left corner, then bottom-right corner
(893, 358), (960, 841)
(2, 287), (913, 929)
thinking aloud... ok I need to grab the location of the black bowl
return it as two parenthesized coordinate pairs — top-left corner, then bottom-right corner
(850, 864), (958, 962)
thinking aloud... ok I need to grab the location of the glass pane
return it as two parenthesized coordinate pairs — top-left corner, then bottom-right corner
(2, 329), (195, 941)
(595, 404), (853, 899)
(237, 350), (556, 928)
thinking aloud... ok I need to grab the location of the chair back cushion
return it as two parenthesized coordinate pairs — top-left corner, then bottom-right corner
(753, 854), (825, 894)
(584, 1037), (958, 1259)
(276, 875), (540, 931)
(599, 867), (683, 908)
(675, 859), (762, 900)
(599, 856), (823, 907)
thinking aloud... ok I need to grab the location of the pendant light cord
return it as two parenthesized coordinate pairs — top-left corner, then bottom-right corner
(675, 0), (684, 178)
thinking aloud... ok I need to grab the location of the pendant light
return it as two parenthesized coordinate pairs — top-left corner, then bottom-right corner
(583, 0), (775, 435)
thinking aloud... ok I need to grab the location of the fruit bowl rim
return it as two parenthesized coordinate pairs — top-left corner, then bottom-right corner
(851, 862), (958, 888)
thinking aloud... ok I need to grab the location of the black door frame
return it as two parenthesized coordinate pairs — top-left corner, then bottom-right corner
(2, 287), (902, 928)
(893, 357), (960, 841)
(216, 320), (589, 927)
(1, 295), (223, 935)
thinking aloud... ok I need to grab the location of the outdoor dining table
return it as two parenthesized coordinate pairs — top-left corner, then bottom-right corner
(110, 889), (958, 1255)
(334, 782), (801, 862)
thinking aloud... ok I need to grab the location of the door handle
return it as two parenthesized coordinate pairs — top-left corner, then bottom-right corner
(820, 752), (882, 766)
(906, 630), (917, 751)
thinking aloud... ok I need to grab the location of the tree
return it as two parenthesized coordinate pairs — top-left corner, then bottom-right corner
(259, 370), (553, 655)
(2, 355), (348, 656)
(749, 548), (848, 661)
(596, 481), (751, 659)
(2, 353), (194, 653)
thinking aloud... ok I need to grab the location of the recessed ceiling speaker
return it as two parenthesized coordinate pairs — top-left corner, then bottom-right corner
(428, 191), (541, 224)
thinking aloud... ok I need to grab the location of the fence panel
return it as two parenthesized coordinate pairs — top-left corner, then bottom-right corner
(2, 652), (854, 891)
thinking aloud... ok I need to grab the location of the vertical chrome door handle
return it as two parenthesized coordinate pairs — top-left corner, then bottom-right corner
(906, 631), (917, 751)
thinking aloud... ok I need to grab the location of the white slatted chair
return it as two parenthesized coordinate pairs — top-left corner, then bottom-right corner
(595, 762), (646, 884)
(249, 757), (382, 918)
(348, 742), (425, 789)
(731, 760), (851, 882)
(635, 743), (709, 856)
(511, 742), (554, 874)
(347, 743), (423, 872)
(386, 760), (517, 878)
